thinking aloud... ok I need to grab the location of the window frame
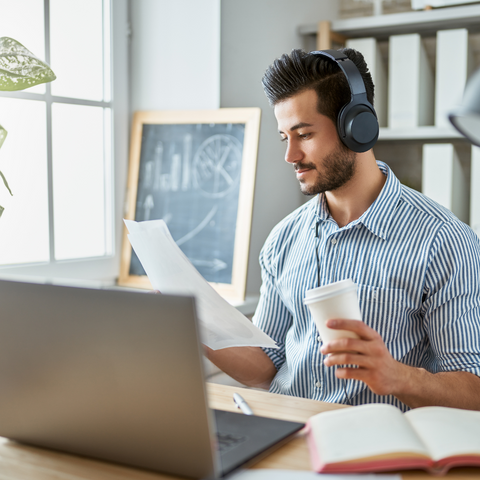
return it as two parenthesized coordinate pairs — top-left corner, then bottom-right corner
(0, 0), (129, 284)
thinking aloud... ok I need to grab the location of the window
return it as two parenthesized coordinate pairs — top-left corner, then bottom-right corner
(0, 0), (113, 268)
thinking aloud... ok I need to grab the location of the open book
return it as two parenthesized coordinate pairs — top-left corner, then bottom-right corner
(306, 404), (480, 475)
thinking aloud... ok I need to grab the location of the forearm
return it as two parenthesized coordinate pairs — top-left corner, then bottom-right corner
(393, 365), (480, 410)
(204, 345), (277, 390)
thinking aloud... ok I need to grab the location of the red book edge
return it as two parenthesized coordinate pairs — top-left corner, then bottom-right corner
(305, 419), (432, 474)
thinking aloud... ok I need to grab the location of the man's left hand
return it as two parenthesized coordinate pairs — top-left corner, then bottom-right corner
(321, 319), (409, 397)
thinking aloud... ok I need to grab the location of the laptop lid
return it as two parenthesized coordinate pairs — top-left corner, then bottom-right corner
(0, 279), (304, 479)
(0, 279), (219, 479)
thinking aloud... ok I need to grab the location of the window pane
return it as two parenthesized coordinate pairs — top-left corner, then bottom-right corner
(50, 0), (104, 100)
(0, 98), (49, 265)
(0, 0), (46, 94)
(52, 103), (111, 260)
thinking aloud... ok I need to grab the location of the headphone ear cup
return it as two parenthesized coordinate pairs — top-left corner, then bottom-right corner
(338, 103), (379, 153)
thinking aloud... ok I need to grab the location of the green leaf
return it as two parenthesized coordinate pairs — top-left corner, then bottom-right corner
(0, 123), (6, 149)
(0, 170), (12, 196)
(0, 205), (4, 218)
(0, 37), (56, 91)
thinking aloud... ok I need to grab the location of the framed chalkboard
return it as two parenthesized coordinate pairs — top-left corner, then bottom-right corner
(119, 108), (261, 300)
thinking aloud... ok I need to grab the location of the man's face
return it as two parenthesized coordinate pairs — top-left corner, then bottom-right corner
(274, 89), (356, 195)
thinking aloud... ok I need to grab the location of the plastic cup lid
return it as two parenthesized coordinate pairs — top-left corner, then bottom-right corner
(304, 279), (357, 304)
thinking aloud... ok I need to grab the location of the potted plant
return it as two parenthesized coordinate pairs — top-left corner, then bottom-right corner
(0, 37), (56, 216)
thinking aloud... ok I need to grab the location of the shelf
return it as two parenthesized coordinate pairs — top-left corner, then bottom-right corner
(378, 126), (464, 141)
(299, 4), (480, 39)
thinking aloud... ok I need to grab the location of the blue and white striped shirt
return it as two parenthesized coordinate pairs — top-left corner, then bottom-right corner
(253, 161), (480, 411)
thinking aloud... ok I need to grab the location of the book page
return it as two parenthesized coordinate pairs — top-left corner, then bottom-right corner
(309, 404), (429, 465)
(405, 407), (480, 462)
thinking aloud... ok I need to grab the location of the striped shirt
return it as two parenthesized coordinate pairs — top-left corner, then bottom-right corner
(253, 161), (480, 411)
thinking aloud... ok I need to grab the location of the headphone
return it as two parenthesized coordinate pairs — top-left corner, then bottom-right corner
(310, 49), (379, 153)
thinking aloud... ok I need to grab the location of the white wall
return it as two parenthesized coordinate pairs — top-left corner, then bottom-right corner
(130, 0), (221, 111)
(220, 0), (339, 295)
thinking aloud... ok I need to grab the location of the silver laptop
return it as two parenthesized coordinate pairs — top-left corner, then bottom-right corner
(0, 279), (303, 479)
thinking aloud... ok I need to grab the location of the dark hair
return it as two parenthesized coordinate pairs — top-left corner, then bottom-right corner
(262, 48), (374, 124)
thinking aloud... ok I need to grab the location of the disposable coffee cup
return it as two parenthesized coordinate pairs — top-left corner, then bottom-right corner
(304, 279), (362, 343)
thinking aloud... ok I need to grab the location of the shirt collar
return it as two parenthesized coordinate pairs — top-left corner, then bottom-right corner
(314, 161), (402, 240)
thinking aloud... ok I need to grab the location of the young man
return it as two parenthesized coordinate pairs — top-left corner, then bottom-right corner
(206, 48), (480, 411)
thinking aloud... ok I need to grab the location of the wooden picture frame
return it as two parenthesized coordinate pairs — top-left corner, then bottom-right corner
(118, 108), (261, 300)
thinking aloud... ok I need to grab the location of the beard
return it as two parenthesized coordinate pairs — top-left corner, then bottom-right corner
(295, 141), (356, 196)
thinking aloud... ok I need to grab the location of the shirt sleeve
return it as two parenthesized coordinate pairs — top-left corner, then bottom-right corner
(252, 229), (293, 372)
(423, 220), (480, 376)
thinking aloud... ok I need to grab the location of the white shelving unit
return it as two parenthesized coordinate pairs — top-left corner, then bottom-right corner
(378, 126), (463, 141)
(299, 4), (480, 39)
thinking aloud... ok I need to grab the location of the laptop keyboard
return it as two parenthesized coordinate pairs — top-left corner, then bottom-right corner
(216, 431), (248, 453)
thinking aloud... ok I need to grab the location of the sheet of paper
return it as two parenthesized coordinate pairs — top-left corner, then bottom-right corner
(124, 219), (277, 350)
(229, 470), (402, 480)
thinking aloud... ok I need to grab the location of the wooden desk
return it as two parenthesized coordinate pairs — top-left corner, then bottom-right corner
(0, 384), (478, 479)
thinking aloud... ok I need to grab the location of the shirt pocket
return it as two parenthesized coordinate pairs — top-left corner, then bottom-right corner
(357, 285), (406, 345)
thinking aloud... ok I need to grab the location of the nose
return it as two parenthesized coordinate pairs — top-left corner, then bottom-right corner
(284, 139), (303, 165)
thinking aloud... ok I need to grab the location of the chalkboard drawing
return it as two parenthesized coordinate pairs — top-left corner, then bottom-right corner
(119, 108), (261, 301)
(193, 134), (242, 198)
(182, 134), (192, 191)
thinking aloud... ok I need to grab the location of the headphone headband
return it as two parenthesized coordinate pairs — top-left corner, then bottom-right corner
(310, 50), (367, 96)
(309, 49), (378, 153)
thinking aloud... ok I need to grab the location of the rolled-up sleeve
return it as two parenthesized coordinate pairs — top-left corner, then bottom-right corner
(424, 220), (480, 376)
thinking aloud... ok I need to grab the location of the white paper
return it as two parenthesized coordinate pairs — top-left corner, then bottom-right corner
(124, 219), (277, 351)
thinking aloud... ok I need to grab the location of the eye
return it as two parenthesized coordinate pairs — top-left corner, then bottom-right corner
(280, 136), (288, 143)
(299, 133), (311, 140)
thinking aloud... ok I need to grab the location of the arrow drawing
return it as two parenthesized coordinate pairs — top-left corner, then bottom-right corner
(143, 194), (154, 220)
(176, 205), (218, 246)
(190, 258), (227, 272)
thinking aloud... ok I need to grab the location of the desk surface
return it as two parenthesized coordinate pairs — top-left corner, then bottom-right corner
(0, 383), (478, 480)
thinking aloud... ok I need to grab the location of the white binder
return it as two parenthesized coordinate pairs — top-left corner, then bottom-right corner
(471, 146), (480, 237)
(422, 143), (468, 223)
(435, 29), (472, 128)
(346, 37), (387, 127)
(389, 34), (434, 128)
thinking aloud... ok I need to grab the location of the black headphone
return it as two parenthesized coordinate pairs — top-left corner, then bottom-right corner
(310, 49), (379, 153)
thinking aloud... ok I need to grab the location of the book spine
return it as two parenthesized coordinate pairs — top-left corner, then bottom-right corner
(388, 33), (434, 128)
(346, 37), (387, 127)
(305, 421), (325, 473)
(422, 143), (468, 223)
(435, 29), (471, 128)
(471, 146), (480, 237)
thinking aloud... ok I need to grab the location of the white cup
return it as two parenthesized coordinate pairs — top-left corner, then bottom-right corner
(304, 279), (362, 343)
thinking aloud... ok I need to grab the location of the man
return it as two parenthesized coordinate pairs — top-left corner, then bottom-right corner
(206, 48), (480, 411)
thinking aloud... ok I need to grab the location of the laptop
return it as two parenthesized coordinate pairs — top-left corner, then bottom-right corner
(0, 279), (303, 479)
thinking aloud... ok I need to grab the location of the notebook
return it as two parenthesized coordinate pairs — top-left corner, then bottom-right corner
(0, 279), (303, 479)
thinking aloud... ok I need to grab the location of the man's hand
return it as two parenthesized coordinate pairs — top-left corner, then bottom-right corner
(320, 318), (408, 397)
(320, 318), (480, 410)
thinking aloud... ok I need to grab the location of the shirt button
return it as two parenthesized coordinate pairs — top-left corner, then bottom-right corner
(331, 238), (337, 245)
(315, 381), (321, 388)
(317, 335), (321, 342)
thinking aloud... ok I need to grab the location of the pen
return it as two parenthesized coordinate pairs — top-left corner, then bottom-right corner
(233, 392), (254, 415)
